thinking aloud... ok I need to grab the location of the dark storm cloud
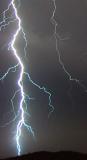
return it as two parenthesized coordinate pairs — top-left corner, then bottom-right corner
(20, 0), (87, 81)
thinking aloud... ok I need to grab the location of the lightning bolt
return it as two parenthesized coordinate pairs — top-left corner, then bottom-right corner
(51, 0), (87, 92)
(0, 0), (54, 156)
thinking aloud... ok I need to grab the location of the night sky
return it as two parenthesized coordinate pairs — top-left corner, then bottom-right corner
(0, 0), (87, 158)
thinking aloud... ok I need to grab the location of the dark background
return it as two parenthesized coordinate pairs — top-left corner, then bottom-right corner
(0, 0), (87, 158)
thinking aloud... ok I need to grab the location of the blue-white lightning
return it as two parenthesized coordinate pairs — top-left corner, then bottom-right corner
(0, 0), (54, 156)
(51, 0), (87, 92)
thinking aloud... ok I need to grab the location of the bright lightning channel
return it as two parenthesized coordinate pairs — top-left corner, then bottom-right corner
(0, 0), (54, 156)
(51, 0), (87, 92)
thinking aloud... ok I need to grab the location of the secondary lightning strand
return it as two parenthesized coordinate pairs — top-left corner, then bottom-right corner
(0, 0), (54, 155)
(0, 63), (19, 81)
(51, 0), (87, 92)
(0, 89), (34, 128)
(24, 72), (54, 117)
